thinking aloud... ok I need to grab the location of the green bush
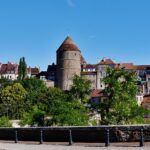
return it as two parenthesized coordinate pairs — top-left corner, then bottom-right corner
(20, 105), (45, 127)
(0, 116), (12, 127)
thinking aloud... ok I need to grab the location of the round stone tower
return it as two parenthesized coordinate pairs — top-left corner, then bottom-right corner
(56, 36), (81, 90)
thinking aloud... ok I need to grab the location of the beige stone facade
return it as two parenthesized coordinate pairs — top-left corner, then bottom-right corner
(44, 36), (150, 95)
(56, 36), (81, 90)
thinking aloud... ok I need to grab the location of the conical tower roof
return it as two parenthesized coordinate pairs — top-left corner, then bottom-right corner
(57, 36), (80, 52)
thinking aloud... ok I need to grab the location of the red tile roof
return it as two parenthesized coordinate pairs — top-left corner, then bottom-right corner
(57, 36), (80, 52)
(31, 68), (40, 75)
(116, 63), (136, 70)
(98, 58), (115, 65)
(135, 65), (150, 70)
(0, 63), (18, 74)
(83, 64), (96, 69)
(27, 67), (40, 75)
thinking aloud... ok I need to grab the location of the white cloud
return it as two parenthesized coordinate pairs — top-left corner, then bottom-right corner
(66, 0), (75, 7)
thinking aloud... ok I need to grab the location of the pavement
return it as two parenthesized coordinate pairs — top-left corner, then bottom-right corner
(0, 142), (150, 150)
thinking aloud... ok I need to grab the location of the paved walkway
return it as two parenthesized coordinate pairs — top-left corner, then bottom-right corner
(0, 143), (150, 150)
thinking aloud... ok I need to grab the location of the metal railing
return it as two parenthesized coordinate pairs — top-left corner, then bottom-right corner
(0, 125), (150, 147)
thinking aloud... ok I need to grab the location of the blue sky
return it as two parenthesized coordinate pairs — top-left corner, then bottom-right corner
(0, 0), (150, 70)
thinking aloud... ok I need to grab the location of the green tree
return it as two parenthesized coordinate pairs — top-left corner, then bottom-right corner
(0, 83), (27, 119)
(49, 100), (88, 126)
(20, 105), (45, 126)
(100, 67), (148, 125)
(42, 87), (89, 126)
(69, 75), (91, 103)
(18, 57), (27, 80)
(0, 116), (12, 127)
(0, 77), (12, 90)
(20, 87), (89, 126)
(20, 77), (48, 107)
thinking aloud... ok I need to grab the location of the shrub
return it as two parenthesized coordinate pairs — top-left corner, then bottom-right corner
(0, 116), (12, 127)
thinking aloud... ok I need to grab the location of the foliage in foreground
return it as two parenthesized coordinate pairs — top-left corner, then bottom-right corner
(20, 105), (45, 126)
(69, 74), (91, 103)
(0, 71), (148, 126)
(0, 83), (27, 119)
(0, 116), (12, 127)
(100, 67), (148, 125)
(20, 87), (89, 126)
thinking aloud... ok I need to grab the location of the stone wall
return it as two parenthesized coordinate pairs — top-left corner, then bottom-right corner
(57, 50), (81, 90)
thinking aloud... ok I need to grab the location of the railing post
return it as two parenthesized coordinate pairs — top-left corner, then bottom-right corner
(69, 129), (73, 145)
(105, 128), (110, 147)
(140, 128), (144, 147)
(15, 130), (18, 143)
(40, 129), (43, 144)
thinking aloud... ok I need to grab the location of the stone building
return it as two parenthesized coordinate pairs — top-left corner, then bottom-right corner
(56, 36), (81, 90)
(2, 36), (150, 98)
(96, 58), (115, 89)
(44, 36), (118, 90)
(38, 36), (150, 96)
(81, 64), (97, 89)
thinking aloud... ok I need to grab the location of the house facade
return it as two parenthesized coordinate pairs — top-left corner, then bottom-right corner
(0, 62), (18, 80)
(0, 62), (40, 80)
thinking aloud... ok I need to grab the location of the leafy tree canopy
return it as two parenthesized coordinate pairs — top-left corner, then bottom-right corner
(0, 83), (27, 119)
(100, 67), (148, 125)
(21, 87), (89, 126)
(0, 77), (12, 90)
(20, 105), (45, 127)
(20, 77), (48, 105)
(69, 75), (91, 103)
(0, 116), (12, 127)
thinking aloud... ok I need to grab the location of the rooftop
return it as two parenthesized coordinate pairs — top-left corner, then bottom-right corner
(98, 58), (115, 65)
(57, 36), (80, 52)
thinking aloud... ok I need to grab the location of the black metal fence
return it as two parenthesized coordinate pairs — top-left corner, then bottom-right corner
(0, 125), (150, 147)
